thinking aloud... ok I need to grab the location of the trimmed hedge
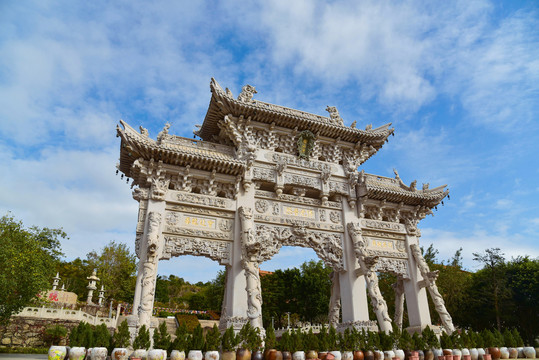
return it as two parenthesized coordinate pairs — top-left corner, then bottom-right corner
(175, 314), (200, 332)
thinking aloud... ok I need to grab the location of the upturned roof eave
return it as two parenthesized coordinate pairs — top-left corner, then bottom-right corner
(198, 79), (394, 146)
(117, 121), (245, 178)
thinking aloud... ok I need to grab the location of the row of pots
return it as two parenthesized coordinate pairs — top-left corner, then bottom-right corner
(48, 347), (538, 360)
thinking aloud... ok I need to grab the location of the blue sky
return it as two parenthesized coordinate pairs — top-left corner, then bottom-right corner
(1, 1), (538, 283)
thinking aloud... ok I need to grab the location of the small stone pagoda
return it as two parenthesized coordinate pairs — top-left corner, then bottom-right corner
(117, 78), (454, 335)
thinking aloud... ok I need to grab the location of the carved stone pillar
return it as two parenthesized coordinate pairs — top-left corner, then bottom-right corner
(410, 244), (455, 333)
(402, 223), (433, 334)
(138, 211), (162, 329)
(393, 276), (405, 330)
(347, 223), (392, 333)
(239, 206), (263, 330)
(339, 199), (370, 326)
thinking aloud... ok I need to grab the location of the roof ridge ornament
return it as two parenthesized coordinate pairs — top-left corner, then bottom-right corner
(238, 84), (257, 103)
(325, 106), (344, 126)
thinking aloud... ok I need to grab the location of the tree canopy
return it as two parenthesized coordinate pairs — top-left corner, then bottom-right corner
(0, 214), (65, 324)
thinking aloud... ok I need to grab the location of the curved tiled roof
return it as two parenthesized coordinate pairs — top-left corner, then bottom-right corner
(116, 120), (245, 183)
(359, 172), (448, 208)
(198, 78), (394, 146)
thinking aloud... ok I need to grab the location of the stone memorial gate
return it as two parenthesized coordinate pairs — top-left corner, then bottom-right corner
(117, 79), (454, 335)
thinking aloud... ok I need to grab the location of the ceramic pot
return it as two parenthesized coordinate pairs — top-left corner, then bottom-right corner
(384, 351), (396, 360)
(148, 349), (166, 360)
(477, 349), (486, 360)
(417, 350), (424, 360)
(453, 350), (462, 357)
(463, 356), (471, 360)
(444, 351), (453, 356)
(49, 346), (67, 360)
(488, 348), (501, 360)
(271, 351), (283, 360)
(354, 351), (365, 360)
(405, 351), (412, 360)
(111, 348), (129, 360)
(222, 351), (236, 360)
(171, 350), (186, 360)
(343, 352), (354, 360)
(68, 347), (86, 360)
(132, 349), (148, 360)
(424, 350), (434, 360)
(453, 355), (461, 360)
(293, 351), (306, 360)
(332, 351), (343, 360)
(206, 350), (220, 360)
(508, 349), (517, 359)
(251, 351), (263, 360)
(364, 350), (375, 360)
(470, 349), (478, 360)
(319, 352), (328, 360)
(433, 350), (443, 359)
(483, 355), (491, 360)
(326, 354), (336, 360)
(306, 351), (318, 360)
(444, 355), (453, 360)
(462, 350), (470, 357)
(374, 351), (384, 360)
(500, 348), (509, 360)
(282, 351), (292, 360)
(236, 349), (251, 360)
(91, 347), (108, 360)
(394, 350), (405, 360)
(522, 348), (535, 359)
(187, 350), (203, 360)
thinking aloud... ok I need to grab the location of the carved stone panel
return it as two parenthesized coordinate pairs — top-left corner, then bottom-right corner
(252, 223), (344, 271)
(163, 210), (234, 241)
(168, 191), (235, 209)
(162, 236), (232, 264)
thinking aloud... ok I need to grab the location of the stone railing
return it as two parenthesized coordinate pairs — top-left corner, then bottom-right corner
(14, 307), (117, 328)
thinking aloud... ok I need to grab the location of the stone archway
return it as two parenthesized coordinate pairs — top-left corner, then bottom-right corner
(118, 78), (455, 337)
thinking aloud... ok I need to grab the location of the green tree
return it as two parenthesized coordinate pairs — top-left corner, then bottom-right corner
(204, 324), (221, 351)
(94, 323), (112, 348)
(0, 214), (65, 324)
(222, 326), (239, 352)
(113, 320), (131, 348)
(189, 324), (205, 351)
(56, 258), (90, 298)
(265, 323), (277, 350)
(304, 328), (318, 352)
(472, 248), (506, 331)
(153, 321), (171, 350)
(44, 325), (68, 346)
(171, 322), (190, 352)
(85, 240), (137, 303)
(133, 325), (151, 350)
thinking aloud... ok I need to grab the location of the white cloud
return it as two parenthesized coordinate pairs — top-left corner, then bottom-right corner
(243, 0), (539, 128)
(420, 227), (539, 271)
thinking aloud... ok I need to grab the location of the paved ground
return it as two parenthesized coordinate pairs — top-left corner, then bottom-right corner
(0, 355), (47, 359)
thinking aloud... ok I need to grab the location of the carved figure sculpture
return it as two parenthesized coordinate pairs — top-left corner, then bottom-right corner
(410, 244), (455, 333)
(237, 84), (257, 102)
(328, 271), (341, 326)
(157, 123), (171, 144)
(393, 277), (405, 329)
(326, 106), (344, 125)
(138, 211), (162, 328)
(348, 222), (392, 333)
(139, 126), (149, 136)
